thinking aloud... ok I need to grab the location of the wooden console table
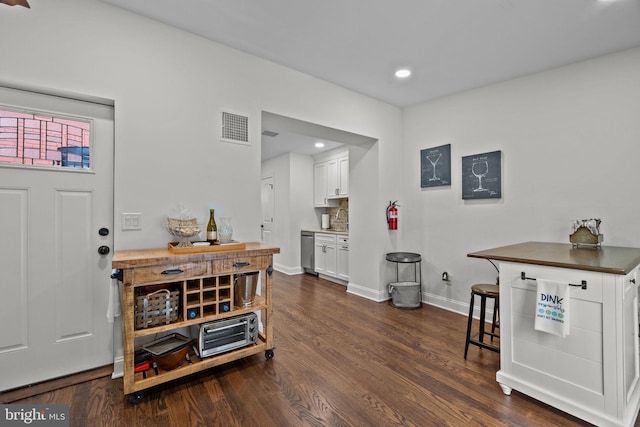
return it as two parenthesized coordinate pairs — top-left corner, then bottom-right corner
(112, 242), (280, 403)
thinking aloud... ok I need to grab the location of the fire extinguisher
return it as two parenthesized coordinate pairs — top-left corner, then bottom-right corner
(386, 201), (399, 230)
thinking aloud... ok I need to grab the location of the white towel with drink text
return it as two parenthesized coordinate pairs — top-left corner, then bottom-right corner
(534, 279), (570, 337)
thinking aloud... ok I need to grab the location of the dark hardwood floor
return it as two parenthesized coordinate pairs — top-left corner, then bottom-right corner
(4, 271), (604, 426)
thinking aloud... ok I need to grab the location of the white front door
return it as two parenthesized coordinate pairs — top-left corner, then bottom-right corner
(260, 176), (274, 245)
(0, 86), (114, 391)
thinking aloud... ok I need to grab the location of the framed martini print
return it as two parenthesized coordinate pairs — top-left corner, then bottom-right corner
(420, 144), (451, 188)
(462, 150), (501, 199)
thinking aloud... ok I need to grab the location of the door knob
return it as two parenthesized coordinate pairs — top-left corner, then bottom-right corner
(98, 245), (110, 255)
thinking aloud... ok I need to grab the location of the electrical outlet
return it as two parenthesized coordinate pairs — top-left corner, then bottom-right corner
(122, 213), (142, 230)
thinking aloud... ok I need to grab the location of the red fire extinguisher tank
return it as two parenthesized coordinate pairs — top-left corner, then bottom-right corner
(387, 201), (399, 230)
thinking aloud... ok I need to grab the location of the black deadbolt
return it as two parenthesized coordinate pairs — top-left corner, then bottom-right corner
(99, 228), (110, 236)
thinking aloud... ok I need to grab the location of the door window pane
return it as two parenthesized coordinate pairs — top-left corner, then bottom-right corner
(0, 108), (91, 169)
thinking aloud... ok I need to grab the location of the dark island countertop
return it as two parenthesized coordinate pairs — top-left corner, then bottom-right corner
(468, 241), (640, 275)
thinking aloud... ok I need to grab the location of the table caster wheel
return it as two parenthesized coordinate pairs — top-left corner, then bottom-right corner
(265, 349), (274, 360)
(129, 391), (145, 404)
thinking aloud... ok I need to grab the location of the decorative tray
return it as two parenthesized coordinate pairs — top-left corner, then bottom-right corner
(168, 241), (246, 254)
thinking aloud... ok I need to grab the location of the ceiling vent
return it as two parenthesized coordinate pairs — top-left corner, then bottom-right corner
(221, 111), (249, 145)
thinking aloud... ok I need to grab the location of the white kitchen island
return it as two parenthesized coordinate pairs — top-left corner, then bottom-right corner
(468, 242), (640, 427)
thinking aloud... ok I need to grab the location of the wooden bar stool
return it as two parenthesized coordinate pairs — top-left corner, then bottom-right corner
(464, 283), (500, 359)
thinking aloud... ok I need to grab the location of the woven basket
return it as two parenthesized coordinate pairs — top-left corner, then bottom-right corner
(135, 288), (180, 329)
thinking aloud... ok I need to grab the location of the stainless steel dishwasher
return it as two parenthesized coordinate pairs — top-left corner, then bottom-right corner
(301, 231), (316, 275)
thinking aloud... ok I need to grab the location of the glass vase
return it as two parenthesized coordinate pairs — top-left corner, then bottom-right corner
(218, 217), (233, 243)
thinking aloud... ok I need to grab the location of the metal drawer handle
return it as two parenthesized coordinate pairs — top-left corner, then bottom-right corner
(161, 269), (184, 275)
(234, 262), (250, 268)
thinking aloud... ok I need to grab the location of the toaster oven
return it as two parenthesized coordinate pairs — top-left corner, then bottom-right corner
(196, 313), (258, 358)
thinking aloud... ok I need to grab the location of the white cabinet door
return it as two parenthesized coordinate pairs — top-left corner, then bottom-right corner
(314, 241), (326, 274)
(327, 158), (338, 198)
(337, 154), (349, 197)
(314, 162), (328, 206)
(337, 237), (349, 281)
(314, 233), (337, 276)
(326, 154), (348, 198)
(324, 243), (337, 277)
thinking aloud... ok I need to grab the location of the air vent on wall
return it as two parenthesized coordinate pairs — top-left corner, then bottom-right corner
(221, 111), (249, 145)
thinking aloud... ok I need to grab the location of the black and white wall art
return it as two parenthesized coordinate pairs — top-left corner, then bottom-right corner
(420, 144), (451, 188)
(462, 150), (501, 199)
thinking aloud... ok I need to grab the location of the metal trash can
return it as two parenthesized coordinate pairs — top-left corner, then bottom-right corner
(389, 281), (421, 308)
(234, 272), (259, 307)
(386, 252), (422, 309)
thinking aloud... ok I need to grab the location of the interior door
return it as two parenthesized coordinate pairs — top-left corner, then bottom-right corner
(0, 86), (114, 391)
(261, 175), (274, 245)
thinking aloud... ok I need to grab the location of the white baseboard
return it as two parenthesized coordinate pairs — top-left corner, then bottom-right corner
(424, 291), (496, 322)
(112, 356), (124, 379)
(270, 269), (492, 322)
(273, 264), (302, 275)
(347, 281), (388, 302)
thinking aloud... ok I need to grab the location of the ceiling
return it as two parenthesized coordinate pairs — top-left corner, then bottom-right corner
(261, 112), (377, 162)
(99, 0), (640, 159)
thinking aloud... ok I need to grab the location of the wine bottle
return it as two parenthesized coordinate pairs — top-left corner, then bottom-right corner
(206, 209), (217, 242)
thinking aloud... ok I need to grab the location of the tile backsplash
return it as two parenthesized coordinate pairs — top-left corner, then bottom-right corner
(326, 199), (349, 231)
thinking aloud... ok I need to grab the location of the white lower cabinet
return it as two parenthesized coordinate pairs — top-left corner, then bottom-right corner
(314, 233), (336, 277)
(336, 236), (349, 281)
(497, 262), (640, 426)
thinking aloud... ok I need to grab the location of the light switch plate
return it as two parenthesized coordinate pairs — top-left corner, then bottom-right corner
(122, 213), (142, 230)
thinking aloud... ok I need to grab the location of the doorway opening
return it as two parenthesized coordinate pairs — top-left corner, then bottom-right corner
(259, 111), (377, 276)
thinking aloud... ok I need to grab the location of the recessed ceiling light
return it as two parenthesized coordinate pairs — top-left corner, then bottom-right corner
(395, 69), (411, 79)
(315, 142), (325, 148)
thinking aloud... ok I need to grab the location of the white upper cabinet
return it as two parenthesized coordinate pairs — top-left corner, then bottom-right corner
(314, 162), (329, 207)
(314, 150), (348, 206)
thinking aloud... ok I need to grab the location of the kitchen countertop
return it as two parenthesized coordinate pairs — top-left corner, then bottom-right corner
(302, 229), (349, 236)
(467, 241), (640, 275)
(112, 242), (280, 269)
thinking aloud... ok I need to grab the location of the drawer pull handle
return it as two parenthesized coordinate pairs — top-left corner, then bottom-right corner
(520, 272), (587, 290)
(161, 269), (184, 275)
(234, 262), (250, 268)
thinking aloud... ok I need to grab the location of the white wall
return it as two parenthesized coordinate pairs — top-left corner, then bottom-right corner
(0, 0), (401, 301)
(402, 47), (640, 314)
(4, 0), (636, 326)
